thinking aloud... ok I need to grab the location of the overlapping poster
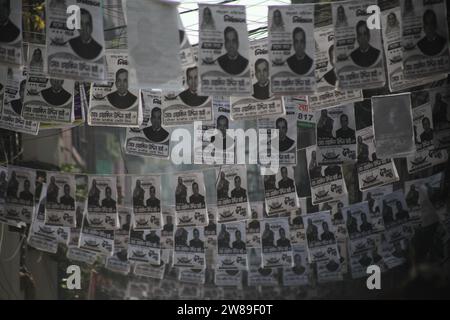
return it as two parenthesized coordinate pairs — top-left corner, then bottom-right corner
(0, 0), (22, 66)
(88, 51), (141, 127)
(131, 175), (162, 230)
(173, 172), (208, 227)
(134, 250), (170, 280)
(246, 202), (264, 248)
(174, 226), (206, 269)
(128, 229), (161, 265)
(315, 104), (357, 165)
(332, 0), (386, 90)
(105, 208), (132, 274)
(0, 67), (39, 135)
(216, 165), (250, 223)
(216, 221), (247, 270)
(79, 216), (114, 256)
(161, 207), (175, 249)
(214, 269), (242, 287)
(306, 146), (347, 205)
(261, 217), (293, 268)
(362, 185), (393, 234)
(401, 0), (450, 78)
(5, 166), (35, 225)
(381, 190), (412, 230)
(44, 172), (76, 227)
(230, 39), (284, 120)
(125, 90), (170, 159)
(282, 244), (309, 286)
(198, 4), (252, 96)
(86, 175), (118, 230)
(268, 4), (316, 94)
(263, 165), (298, 216)
(46, 0), (106, 81)
(429, 87), (450, 150)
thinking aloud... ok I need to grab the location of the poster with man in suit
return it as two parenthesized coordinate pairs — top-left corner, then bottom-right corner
(216, 165), (250, 223)
(173, 226), (206, 269)
(173, 172), (208, 228)
(261, 217), (293, 268)
(46, 1), (106, 81)
(263, 166), (299, 216)
(230, 40), (284, 120)
(127, 229), (161, 264)
(0, 0), (22, 66)
(44, 173), (76, 227)
(89, 51), (141, 127)
(86, 175), (118, 230)
(131, 175), (162, 231)
(401, 0), (450, 79)
(216, 221), (248, 270)
(332, 0), (385, 90)
(198, 4), (251, 96)
(315, 104), (357, 165)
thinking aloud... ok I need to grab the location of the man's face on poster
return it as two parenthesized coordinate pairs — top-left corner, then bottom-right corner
(281, 167), (288, 179)
(422, 117), (431, 131)
(293, 29), (306, 58)
(276, 118), (287, 140)
(224, 29), (239, 58)
(80, 11), (93, 43)
(151, 108), (162, 130)
(116, 71), (129, 96)
(234, 176), (241, 188)
(50, 78), (64, 92)
(105, 187), (111, 199)
(187, 68), (198, 94)
(64, 184), (70, 196)
(0, 0), (10, 24)
(356, 24), (370, 51)
(149, 186), (155, 198)
(217, 116), (228, 135)
(192, 183), (199, 195)
(255, 60), (269, 86)
(340, 114), (349, 129)
(423, 10), (438, 39)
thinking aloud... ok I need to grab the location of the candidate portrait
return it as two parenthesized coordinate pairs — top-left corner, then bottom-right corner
(178, 67), (208, 107)
(350, 21), (381, 68)
(0, 0), (20, 43)
(106, 69), (137, 110)
(68, 8), (103, 60)
(276, 117), (295, 152)
(417, 10), (447, 56)
(286, 27), (313, 76)
(142, 107), (169, 143)
(40, 79), (72, 106)
(252, 58), (270, 100)
(322, 45), (337, 86)
(217, 26), (249, 75)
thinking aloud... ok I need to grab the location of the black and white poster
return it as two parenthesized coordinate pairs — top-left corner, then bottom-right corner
(161, 207), (175, 249)
(194, 96), (235, 165)
(381, 190), (411, 230)
(204, 205), (217, 250)
(88, 51), (141, 127)
(214, 269), (242, 287)
(268, 4), (316, 94)
(79, 215), (114, 256)
(174, 226), (206, 269)
(306, 210), (343, 283)
(173, 172), (208, 227)
(131, 175), (162, 230)
(230, 39), (284, 120)
(216, 221), (247, 270)
(246, 202), (264, 249)
(162, 55), (213, 126)
(372, 93), (415, 158)
(258, 101), (297, 165)
(401, 0), (450, 78)
(198, 4), (252, 96)
(343, 202), (374, 240)
(44, 172), (76, 227)
(380, 3), (446, 92)
(128, 229), (161, 265)
(309, 8), (363, 110)
(28, 184), (70, 254)
(263, 166), (298, 216)
(382, 222), (413, 269)
(5, 166), (35, 225)
(0, 0), (22, 66)
(315, 104), (357, 165)
(332, 0), (386, 90)
(429, 86), (450, 150)
(27, 44), (47, 75)
(362, 185), (393, 233)
(282, 244), (309, 286)
(295, 95), (316, 150)
(261, 217), (293, 268)
(407, 94), (448, 174)
(0, 67), (40, 135)
(105, 208), (132, 275)
(125, 90), (170, 159)
(22, 76), (74, 124)
(216, 165), (250, 223)
(86, 175), (118, 230)
(247, 248), (279, 287)
(348, 233), (382, 279)
(289, 205), (306, 245)
(178, 268), (206, 285)
(134, 249), (170, 280)
(306, 146), (347, 205)
(46, 0), (106, 81)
